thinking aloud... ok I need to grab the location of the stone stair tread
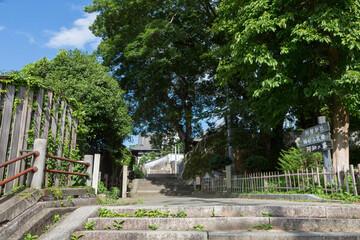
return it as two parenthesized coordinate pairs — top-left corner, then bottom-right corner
(0, 202), (46, 240)
(72, 230), (360, 240)
(73, 230), (207, 240)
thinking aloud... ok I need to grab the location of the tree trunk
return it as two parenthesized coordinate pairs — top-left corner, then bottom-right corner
(332, 95), (350, 171)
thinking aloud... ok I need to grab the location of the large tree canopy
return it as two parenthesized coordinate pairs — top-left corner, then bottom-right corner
(85, 0), (219, 153)
(21, 49), (132, 160)
(215, 0), (360, 170)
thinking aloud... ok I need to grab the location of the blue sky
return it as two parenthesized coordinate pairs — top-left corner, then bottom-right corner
(0, 0), (99, 72)
(0, 0), (139, 147)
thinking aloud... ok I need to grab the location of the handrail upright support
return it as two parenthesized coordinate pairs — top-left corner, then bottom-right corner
(30, 139), (47, 189)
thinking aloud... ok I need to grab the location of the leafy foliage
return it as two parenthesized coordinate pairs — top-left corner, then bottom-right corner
(278, 147), (323, 171)
(21, 49), (132, 158)
(86, 0), (220, 153)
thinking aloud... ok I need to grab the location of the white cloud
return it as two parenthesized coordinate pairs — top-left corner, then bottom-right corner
(16, 31), (35, 43)
(0, 26), (4, 31)
(46, 13), (100, 49)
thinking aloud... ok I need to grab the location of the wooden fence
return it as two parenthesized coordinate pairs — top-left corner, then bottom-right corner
(200, 164), (360, 196)
(0, 80), (79, 193)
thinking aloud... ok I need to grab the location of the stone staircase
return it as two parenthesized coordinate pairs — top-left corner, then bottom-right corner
(0, 188), (97, 240)
(70, 204), (360, 239)
(132, 174), (194, 197)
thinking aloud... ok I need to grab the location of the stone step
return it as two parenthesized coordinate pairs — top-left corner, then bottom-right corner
(87, 216), (360, 233)
(0, 189), (42, 226)
(6, 207), (76, 240)
(72, 230), (360, 240)
(146, 174), (177, 179)
(0, 202), (46, 240)
(102, 204), (360, 219)
(72, 230), (207, 240)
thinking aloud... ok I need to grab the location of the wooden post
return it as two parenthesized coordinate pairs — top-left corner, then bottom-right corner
(323, 167), (328, 194)
(316, 167), (321, 187)
(92, 154), (101, 194)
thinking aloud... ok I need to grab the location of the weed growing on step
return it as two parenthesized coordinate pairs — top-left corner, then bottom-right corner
(192, 225), (205, 231)
(149, 224), (158, 230)
(253, 224), (273, 231)
(84, 221), (95, 230)
(211, 210), (215, 217)
(293, 226), (298, 231)
(98, 208), (187, 218)
(113, 219), (125, 230)
(70, 233), (84, 240)
(261, 212), (273, 217)
(53, 214), (60, 224)
(42, 225), (50, 233)
(136, 198), (144, 204)
(247, 228), (252, 231)
(23, 233), (38, 240)
(105, 224), (111, 230)
(353, 214), (358, 219)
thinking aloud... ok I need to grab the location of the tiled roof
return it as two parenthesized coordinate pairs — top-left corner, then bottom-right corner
(130, 134), (158, 151)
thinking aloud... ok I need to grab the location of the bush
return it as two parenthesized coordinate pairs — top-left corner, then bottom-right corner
(278, 147), (322, 171)
(209, 154), (232, 171)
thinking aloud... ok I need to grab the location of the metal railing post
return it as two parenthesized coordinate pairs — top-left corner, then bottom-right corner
(30, 138), (47, 189)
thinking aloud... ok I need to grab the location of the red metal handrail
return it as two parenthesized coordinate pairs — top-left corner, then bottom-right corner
(0, 151), (39, 187)
(45, 154), (89, 178)
(0, 151), (39, 168)
(0, 167), (38, 186)
(44, 169), (88, 177)
(46, 154), (90, 167)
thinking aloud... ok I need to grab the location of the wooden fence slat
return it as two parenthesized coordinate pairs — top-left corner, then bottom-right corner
(19, 90), (34, 185)
(323, 167), (328, 194)
(5, 86), (27, 192)
(34, 89), (44, 138)
(349, 165), (357, 196)
(297, 169), (300, 190)
(287, 171), (291, 190)
(337, 166), (342, 189)
(41, 90), (53, 139)
(0, 85), (15, 191)
(316, 167), (321, 187)
(344, 167), (350, 194)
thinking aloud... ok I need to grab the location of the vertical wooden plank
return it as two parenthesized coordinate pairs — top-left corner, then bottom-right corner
(323, 167), (328, 194)
(0, 85), (15, 189)
(297, 169), (300, 190)
(311, 168), (315, 189)
(344, 167), (350, 194)
(337, 166), (343, 190)
(277, 171), (281, 191)
(285, 171), (289, 191)
(316, 167), (321, 187)
(306, 168), (310, 187)
(301, 169), (305, 189)
(290, 170), (294, 189)
(19, 90), (34, 185)
(41, 90), (53, 140)
(288, 170), (293, 190)
(55, 100), (66, 187)
(5, 86), (27, 192)
(66, 108), (73, 186)
(34, 89), (44, 138)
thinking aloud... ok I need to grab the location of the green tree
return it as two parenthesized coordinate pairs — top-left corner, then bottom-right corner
(215, 0), (360, 170)
(21, 49), (132, 157)
(85, 0), (219, 153)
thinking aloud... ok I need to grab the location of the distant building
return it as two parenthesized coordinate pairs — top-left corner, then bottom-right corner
(129, 134), (160, 159)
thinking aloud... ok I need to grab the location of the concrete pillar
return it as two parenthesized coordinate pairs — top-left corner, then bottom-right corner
(122, 165), (128, 198)
(84, 155), (93, 187)
(92, 154), (101, 194)
(226, 165), (232, 191)
(30, 139), (47, 189)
